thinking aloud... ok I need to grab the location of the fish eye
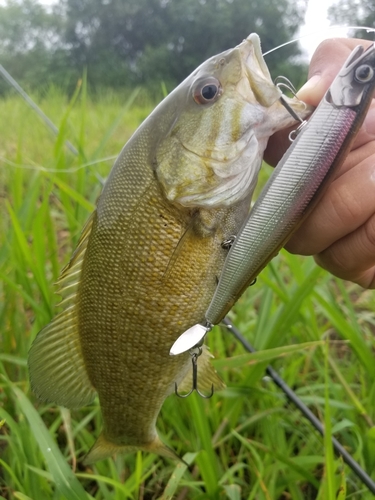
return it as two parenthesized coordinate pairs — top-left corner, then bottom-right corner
(355, 64), (374, 83)
(193, 77), (222, 104)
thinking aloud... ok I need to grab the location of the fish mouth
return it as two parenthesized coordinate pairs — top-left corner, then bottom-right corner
(236, 33), (282, 108)
(244, 33), (273, 82)
(237, 33), (312, 120)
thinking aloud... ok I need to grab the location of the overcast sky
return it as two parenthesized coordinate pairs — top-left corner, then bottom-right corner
(298, 0), (358, 59)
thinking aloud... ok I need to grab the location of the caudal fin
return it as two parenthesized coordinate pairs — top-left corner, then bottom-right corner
(83, 432), (181, 465)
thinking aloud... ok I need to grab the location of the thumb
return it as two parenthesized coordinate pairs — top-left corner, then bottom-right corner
(297, 38), (373, 106)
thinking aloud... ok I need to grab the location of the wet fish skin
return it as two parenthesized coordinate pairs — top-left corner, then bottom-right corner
(28, 33), (310, 464)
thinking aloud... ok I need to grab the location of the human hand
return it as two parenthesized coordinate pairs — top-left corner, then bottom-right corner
(264, 38), (375, 289)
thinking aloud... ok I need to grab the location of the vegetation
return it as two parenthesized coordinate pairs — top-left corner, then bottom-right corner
(0, 0), (307, 93)
(1, 76), (375, 499)
(328, 0), (375, 39)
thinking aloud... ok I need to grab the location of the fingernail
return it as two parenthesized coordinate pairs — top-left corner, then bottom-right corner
(299, 74), (321, 93)
(297, 74), (322, 101)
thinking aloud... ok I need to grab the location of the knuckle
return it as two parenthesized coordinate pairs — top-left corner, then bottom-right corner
(285, 236), (311, 256)
(327, 183), (363, 227)
(317, 245), (348, 274)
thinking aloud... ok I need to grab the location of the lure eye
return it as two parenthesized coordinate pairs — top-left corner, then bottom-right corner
(355, 64), (374, 83)
(193, 77), (222, 104)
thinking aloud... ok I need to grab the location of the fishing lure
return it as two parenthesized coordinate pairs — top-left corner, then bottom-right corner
(171, 41), (375, 361)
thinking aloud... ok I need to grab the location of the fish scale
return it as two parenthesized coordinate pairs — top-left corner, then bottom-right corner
(80, 182), (227, 452)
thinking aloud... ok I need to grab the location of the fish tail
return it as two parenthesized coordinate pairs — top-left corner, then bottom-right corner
(83, 432), (182, 465)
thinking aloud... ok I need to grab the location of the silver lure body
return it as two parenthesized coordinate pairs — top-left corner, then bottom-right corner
(171, 42), (375, 355)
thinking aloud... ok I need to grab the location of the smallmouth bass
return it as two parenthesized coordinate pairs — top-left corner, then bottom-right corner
(28, 33), (310, 464)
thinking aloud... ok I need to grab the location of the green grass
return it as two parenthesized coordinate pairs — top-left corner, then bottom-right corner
(1, 83), (375, 499)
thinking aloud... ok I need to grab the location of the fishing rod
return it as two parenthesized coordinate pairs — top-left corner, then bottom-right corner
(0, 64), (79, 156)
(223, 317), (375, 495)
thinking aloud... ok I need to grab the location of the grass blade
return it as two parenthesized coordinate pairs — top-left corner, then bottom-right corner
(11, 385), (91, 500)
(213, 340), (325, 370)
(322, 342), (335, 499)
(158, 452), (197, 500)
(13, 493), (34, 500)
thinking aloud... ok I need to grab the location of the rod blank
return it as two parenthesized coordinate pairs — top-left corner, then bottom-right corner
(223, 317), (375, 495)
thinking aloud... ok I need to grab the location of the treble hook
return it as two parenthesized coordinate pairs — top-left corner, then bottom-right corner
(275, 75), (308, 140)
(274, 75), (298, 96)
(279, 93), (305, 125)
(174, 346), (214, 399)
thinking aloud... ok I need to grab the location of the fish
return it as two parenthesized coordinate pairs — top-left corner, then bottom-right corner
(28, 33), (310, 464)
(173, 41), (375, 351)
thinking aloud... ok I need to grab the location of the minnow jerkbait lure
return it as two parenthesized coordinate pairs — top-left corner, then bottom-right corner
(172, 42), (375, 358)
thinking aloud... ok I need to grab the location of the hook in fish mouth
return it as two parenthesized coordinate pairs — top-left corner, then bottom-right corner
(275, 75), (309, 131)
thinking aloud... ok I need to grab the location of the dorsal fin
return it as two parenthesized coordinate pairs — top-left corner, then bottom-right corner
(28, 212), (97, 409)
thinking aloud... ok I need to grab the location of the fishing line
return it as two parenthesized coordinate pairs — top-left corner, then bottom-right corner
(223, 317), (375, 495)
(263, 25), (375, 57)
(0, 64), (79, 156)
(0, 155), (117, 173)
(0, 64), (139, 163)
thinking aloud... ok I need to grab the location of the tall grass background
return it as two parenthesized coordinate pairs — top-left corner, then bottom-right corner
(1, 81), (375, 499)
